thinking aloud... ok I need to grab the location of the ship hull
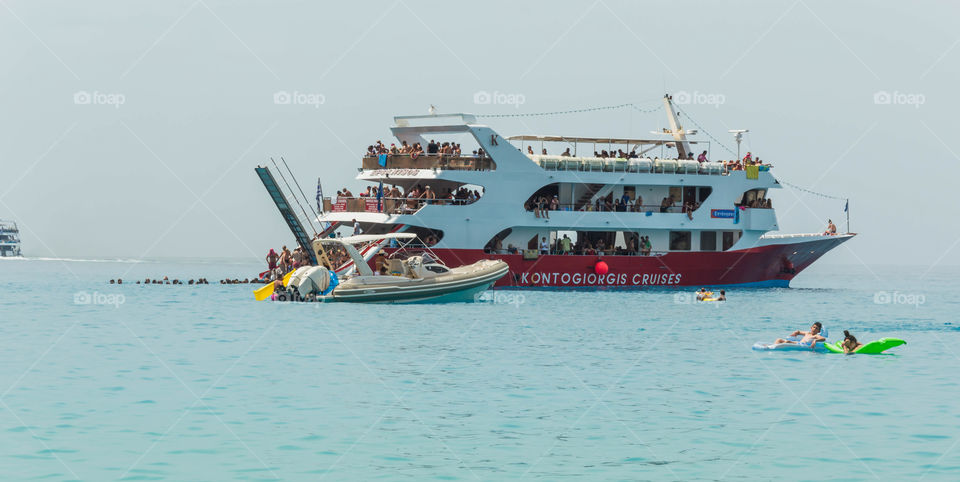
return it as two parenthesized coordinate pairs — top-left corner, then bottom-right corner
(413, 235), (852, 289)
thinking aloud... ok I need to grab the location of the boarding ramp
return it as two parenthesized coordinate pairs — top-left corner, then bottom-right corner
(255, 166), (318, 265)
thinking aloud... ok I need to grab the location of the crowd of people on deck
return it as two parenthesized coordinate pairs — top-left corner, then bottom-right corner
(335, 184), (483, 213)
(722, 151), (772, 171)
(527, 145), (774, 171)
(526, 192), (699, 216)
(264, 245), (316, 281)
(366, 139), (475, 157)
(743, 197), (773, 209)
(489, 234), (655, 257)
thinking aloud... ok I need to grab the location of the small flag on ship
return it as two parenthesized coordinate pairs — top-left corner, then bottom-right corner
(316, 178), (323, 214)
(844, 199), (848, 212)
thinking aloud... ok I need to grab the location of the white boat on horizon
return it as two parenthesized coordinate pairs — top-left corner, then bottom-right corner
(0, 219), (22, 257)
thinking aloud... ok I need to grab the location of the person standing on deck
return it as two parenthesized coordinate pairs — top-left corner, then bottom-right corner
(266, 249), (279, 272)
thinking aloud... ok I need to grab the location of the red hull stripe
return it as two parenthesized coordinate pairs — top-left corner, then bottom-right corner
(418, 236), (851, 288)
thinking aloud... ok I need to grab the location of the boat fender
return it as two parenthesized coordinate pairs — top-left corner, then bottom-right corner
(594, 260), (608, 275)
(320, 271), (339, 296)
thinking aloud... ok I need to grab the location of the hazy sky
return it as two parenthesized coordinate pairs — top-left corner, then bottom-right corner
(1, 0), (957, 268)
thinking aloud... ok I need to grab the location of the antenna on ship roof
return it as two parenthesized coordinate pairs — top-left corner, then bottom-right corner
(728, 129), (749, 160)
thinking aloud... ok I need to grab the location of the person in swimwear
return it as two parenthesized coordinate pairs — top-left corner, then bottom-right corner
(266, 248), (279, 271)
(774, 322), (825, 349)
(695, 287), (709, 301)
(841, 330), (864, 354)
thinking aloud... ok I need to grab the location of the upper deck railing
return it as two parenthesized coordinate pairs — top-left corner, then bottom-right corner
(362, 154), (495, 171)
(528, 155), (736, 175)
(323, 196), (479, 214)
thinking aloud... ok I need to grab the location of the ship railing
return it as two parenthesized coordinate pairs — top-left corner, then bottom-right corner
(526, 203), (691, 214)
(361, 154), (495, 171)
(760, 232), (840, 239)
(324, 196), (480, 214)
(487, 247), (668, 257)
(526, 154), (734, 175)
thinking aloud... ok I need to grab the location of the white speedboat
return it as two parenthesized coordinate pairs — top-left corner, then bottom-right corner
(270, 233), (509, 303)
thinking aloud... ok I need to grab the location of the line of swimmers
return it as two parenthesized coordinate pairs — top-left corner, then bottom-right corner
(108, 277), (258, 285)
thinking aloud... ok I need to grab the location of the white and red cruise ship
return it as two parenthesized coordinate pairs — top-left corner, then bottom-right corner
(313, 95), (854, 289)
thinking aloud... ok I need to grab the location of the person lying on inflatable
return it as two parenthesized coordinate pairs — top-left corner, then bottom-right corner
(840, 330), (863, 353)
(773, 322), (826, 350)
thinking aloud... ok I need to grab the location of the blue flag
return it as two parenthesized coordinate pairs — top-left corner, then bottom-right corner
(376, 180), (383, 212)
(844, 199), (849, 212)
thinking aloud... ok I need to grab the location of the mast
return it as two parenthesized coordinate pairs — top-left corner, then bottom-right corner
(662, 94), (691, 159)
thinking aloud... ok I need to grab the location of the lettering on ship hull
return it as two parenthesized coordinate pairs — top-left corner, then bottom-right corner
(518, 271), (682, 287)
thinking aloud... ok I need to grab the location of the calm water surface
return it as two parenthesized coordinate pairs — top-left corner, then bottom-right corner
(0, 258), (958, 480)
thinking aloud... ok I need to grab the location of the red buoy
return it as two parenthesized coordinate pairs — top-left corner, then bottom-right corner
(594, 260), (609, 275)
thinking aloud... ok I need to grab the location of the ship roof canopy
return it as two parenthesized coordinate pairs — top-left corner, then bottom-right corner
(507, 135), (702, 145)
(325, 233), (418, 245)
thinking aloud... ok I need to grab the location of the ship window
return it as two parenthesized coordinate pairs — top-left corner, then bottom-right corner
(722, 231), (741, 251)
(700, 231), (717, 251)
(698, 187), (713, 203)
(669, 231), (691, 251)
(669, 186), (682, 203)
(424, 265), (450, 274)
(402, 226), (444, 247)
(485, 228), (512, 254)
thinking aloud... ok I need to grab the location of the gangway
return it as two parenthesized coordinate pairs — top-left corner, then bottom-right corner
(255, 166), (318, 265)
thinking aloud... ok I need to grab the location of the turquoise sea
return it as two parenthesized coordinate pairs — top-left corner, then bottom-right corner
(0, 258), (958, 480)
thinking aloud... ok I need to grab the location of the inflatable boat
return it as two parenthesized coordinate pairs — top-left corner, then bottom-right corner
(259, 233), (509, 303)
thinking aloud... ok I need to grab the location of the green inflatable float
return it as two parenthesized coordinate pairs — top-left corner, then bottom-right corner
(824, 338), (906, 354)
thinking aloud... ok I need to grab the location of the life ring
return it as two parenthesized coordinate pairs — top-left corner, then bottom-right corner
(411, 151), (420, 160)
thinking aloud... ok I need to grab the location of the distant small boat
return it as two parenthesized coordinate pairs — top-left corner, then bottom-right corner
(0, 219), (22, 257)
(263, 233), (509, 303)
